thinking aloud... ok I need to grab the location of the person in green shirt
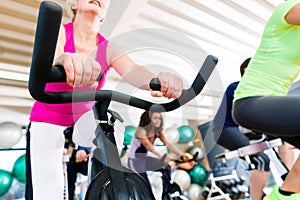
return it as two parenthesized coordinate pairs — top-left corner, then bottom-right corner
(232, 0), (300, 199)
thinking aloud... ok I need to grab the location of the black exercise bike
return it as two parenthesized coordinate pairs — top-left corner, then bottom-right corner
(28, 1), (218, 199)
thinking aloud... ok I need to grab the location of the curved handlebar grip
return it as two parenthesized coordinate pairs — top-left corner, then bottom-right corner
(28, 1), (218, 112)
(149, 78), (161, 91)
(28, 1), (62, 102)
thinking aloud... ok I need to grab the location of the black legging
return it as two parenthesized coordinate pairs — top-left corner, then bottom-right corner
(25, 124), (33, 200)
(233, 96), (300, 149)
(213, 126), (251, 150)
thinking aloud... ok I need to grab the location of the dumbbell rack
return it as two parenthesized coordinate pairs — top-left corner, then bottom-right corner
(206, 167), (238, 200)
(209, 137), (285, 200)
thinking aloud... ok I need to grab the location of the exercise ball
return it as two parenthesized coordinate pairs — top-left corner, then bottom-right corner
(189, 164), (208, 186)
(188, 146), (205, 162)
(0, 169), (13, 197)
(178, 125), (195, 143)
(12, 154), (26, 184)
(188, 183), (203, 200)
(171, 169), (191, 190)
(164, 126), (179, 144)
(178, 153), (195, 171)
(123, 125), (136, 146)
(0, 122), (22, 148)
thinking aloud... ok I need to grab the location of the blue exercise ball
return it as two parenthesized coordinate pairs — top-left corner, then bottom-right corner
(178, 125), (195, 143)
(123, 125), (136, 146)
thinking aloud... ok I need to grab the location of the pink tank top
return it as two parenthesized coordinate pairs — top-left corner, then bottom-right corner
(30, 23), (110, 126)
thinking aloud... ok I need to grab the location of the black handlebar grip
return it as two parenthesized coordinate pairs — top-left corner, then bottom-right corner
(48, 66), (66, 82)
(149, 78), (161, 91)
(48, 66), (102, 82)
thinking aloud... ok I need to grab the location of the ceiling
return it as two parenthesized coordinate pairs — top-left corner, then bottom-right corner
(0, 0), (283, 127)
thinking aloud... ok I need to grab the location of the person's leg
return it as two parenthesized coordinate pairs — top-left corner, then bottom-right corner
(250, 170), (269, 200)
(145, 156), (165, 171)
(233, 96), (300, 148)
(277, 142), (296, 170)
(233, 97), (300, 195)
(25, 123), (33, 200)
(128, 157), (151, 188)
(281, 155), (300, 192)
(29, 122), (67, 200)
(248, 153), (270, 200)
(67, 163), (78, 200)
(263, 155), (300, 200)
(214, 127), (251, 150)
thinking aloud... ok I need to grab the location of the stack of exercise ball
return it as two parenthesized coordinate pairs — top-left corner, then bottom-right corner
(171, 156), (208, 200)
(163, 125), (208, 200)
(0, 122), (26, 199)
(0, 154), (26, 199)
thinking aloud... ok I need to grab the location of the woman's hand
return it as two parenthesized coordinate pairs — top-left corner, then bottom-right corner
(75, 150), (89, 163)
(55, 52), (101, 88)
(163, 154), (172, 165)
(151, 72), (183, 99)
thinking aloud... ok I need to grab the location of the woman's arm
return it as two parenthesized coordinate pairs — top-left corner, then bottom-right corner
(107, 43), (183, 99)
(52, 25), (101, 88)
(53, 25), (66, 62)
(285, 3), (300, 25)
(158, 131), (184, 157)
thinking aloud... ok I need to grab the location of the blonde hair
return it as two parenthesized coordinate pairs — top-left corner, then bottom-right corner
(66, 0), (110, 22)
(66, 0), (76, 21)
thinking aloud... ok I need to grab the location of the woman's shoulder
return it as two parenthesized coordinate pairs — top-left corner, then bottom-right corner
(135, 126), (147, 137)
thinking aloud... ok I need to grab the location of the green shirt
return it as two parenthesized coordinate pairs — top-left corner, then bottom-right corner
(234, 0), (300, 102)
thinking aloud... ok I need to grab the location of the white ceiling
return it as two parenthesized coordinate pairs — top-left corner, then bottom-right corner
(0, 0), (283, 127)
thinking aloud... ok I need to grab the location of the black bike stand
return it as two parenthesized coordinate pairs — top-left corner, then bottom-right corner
(85, 101), (155, 200)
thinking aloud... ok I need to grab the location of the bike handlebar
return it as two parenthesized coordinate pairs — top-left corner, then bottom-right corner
(28, 1), (218, 112)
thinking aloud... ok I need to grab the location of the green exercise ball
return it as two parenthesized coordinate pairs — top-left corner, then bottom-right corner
(177, 125), (195, 143)
(0, 169), (13, 197)
(189, 164), (208, 186)
(123, 125), (136, 146)
(12, 154), (26, 184)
